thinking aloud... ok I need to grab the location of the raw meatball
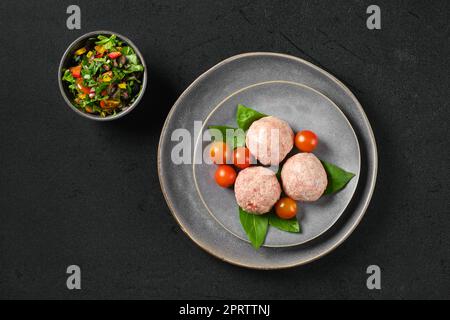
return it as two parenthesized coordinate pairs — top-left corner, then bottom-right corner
(281, 153), (328, 202)
(246, 116), (294, 166)
(234, 166), (281, 214)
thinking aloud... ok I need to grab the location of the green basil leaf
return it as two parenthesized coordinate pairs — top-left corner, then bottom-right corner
(275, 166), (282, 181)
(239, 207), (268, 249)
(268, 213), (301, 233)
(236, 104), (267, 131)
(321, 160), (356, 194)
(208, 126), (245, 149)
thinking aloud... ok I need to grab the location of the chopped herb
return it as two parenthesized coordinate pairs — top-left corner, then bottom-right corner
(239, 207), (269, 249)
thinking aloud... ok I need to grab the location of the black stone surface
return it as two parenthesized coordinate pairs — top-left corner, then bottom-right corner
(0, 0), (448, 299)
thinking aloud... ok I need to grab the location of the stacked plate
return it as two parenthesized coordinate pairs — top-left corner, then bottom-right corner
(158, 53), (377, 269)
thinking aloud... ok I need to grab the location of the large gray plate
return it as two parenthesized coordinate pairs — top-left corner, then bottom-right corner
(193, 81), (360, 247)
(158, 52), (377, 269)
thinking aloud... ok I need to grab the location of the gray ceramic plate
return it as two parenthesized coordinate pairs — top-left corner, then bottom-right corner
(158, 52), (377, 269)
(193, 81), (360, 247)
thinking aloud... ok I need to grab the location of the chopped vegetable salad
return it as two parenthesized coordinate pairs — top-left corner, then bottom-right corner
(62, 34), (144, 117)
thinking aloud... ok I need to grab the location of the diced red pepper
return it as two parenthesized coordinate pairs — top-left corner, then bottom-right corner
(101, 90), (107, 96)
(70, 65), (82, 78)
(76, 78), (91, 94)
(95, 53), (104, 58)
(107, 52), (122, 59)
(100, 100), (105, 108)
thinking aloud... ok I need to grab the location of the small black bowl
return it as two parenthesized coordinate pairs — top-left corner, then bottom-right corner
(58, 30), (147, 121)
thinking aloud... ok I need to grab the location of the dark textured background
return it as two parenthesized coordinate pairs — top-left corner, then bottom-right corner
(0, 0), (448, 299)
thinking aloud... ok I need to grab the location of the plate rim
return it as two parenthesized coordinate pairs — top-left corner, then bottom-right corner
(157, 52), (378, 269)
(192, 80), (361, 247)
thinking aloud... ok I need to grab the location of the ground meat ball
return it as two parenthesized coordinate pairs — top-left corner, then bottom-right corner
(234, 166), (281, 214)
(281, 153), (328, 202)
(246, 116), (294, 166)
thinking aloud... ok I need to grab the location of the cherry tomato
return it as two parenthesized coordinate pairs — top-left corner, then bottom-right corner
(275, 197), (298, 220)
(295, 130), (318, 152)
(209, 141), (230, 164)
(108, 52), (122, 59)
(233, 147), (252, 169)
(214, 165), (237, 188)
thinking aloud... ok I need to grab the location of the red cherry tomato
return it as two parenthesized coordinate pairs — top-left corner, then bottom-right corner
(275, 197), (298, 220)
(233, 147), (252, 169)
(108, 52), (122, 59)
(209, 141), (230, 164)
(295, 130), (318, 152)
(214, 165), (237, 188)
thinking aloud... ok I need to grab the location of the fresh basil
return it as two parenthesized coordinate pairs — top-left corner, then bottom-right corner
(321, 160), (355, 195)
(208, 125), (245, 149)
(239, 207), (268, 249)
(236, 104), (267, 131)
(275, 165), (282, 181)
(268, 213), (301, 233)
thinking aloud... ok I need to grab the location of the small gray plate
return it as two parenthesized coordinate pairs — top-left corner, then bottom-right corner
(158, 53), (377, 269)
(193, 81), (360, 247)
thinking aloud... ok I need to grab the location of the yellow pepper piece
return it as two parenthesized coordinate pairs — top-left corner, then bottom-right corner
(78, 93), (87, 99)
(104, 100), (120, 108)
(95, 45), (106, 54)
(86, 51), (93, 58)
(101, 71), (113, 83)
(118, 83), (126, 89)
(75, 47), (87, 56)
